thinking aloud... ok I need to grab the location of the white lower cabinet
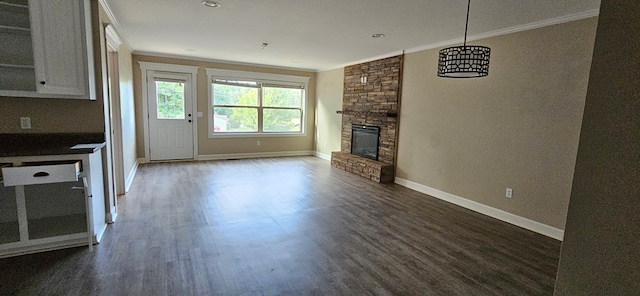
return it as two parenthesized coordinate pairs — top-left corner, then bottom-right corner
(0, 151), (105, 258)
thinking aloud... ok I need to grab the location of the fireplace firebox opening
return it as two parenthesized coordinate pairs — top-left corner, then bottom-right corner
(351, 125), (380, 160)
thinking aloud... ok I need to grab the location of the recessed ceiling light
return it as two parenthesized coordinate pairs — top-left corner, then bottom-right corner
(372, 33), (386, 38)
(201, 0), (221, 8)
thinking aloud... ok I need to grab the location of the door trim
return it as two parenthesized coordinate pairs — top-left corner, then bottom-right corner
(101, 24), (121, 223)
(139, 62), (199, 162)
(105, 27), (125, 197)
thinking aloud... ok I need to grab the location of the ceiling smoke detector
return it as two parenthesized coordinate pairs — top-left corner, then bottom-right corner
(201, 0), (221, 8)
(372, 33), (386, 38)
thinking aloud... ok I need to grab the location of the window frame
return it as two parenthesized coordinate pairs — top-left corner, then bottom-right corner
(206, 68), (309, 138)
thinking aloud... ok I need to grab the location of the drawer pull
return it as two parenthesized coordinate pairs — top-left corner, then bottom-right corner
(33, 172), (50, 177)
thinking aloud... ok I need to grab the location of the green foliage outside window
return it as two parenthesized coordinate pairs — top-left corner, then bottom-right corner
(212, 82), (303, 133)
(263, 87), (303, 132)
(156, 81), (185, 119)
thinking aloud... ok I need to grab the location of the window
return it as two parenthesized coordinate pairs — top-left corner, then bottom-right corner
(207, 69), (309, 137)
(155, 79), (185, 120)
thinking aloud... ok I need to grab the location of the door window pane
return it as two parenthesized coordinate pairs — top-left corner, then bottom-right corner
(156, 81), (185, 119)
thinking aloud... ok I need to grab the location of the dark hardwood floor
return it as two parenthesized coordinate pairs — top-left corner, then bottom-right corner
(0, 156), (561, 295)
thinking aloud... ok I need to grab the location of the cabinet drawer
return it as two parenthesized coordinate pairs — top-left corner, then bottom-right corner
(1, 161), (81, 186)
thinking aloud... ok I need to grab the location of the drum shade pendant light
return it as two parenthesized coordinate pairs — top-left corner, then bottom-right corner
(437, 0), (490, 78)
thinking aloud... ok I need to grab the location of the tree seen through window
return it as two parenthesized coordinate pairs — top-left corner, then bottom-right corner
(212, 81), (303, 133)
(155, 80), (185, 120)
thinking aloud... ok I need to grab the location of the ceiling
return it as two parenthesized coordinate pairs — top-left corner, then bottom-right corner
(103, 0), (601, 71)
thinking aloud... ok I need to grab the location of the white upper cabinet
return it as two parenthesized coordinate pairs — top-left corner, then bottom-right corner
(0, 0), (95, 100)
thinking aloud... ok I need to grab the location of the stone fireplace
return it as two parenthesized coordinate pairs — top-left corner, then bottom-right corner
(331, 55), (403, 183)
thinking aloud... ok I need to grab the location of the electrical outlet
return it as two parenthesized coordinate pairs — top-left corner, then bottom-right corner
(20, 117), (31, 129)
(257, 140), (261, 146)
(506, 188), (513, 198)
(324, 142), (327, 148)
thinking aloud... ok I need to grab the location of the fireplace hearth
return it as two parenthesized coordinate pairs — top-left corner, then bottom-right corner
(351, 125), (380, 160)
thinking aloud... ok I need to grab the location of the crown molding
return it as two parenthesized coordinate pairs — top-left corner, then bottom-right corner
(104, 24), (122, 49)
(320, 9), (600, 72)
(98, 0), (133, 51)
(318, 50), (405, 72)
(404, 9), (600, 55)
(134, 51), (317, 73)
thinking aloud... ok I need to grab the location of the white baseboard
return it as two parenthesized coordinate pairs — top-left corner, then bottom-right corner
(95, 223), (108, 243)
(394, 177), (565, 241)
(124, 159), (140, 193)
(106, 212), (118, 224)
(198, 150), (314, 161)
(315, 151), (331, 160)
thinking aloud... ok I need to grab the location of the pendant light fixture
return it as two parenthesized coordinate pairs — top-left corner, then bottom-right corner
(437, 0), (490, 78)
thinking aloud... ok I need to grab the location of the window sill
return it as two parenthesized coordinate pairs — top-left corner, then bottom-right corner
(208, 132), (306, 139)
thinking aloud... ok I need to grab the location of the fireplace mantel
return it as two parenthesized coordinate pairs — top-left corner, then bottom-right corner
(336, 110), (398, 118)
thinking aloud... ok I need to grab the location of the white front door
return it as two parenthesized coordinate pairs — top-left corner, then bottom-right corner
(147, 72), (194, 161)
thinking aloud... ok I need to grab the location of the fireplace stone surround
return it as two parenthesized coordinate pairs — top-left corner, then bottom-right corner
(331, 55), (402, 183)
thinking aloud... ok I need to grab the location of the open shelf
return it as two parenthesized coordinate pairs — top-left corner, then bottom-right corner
(0, 2), (29, 30)
(0, 222), (20, 244)
(0, 1), (29, 11)
(0, 0), (33, 91)
(0, 184), (18, 243)
(0, 27), (34, 66)
(0, 25), (30, 35)
(28, 214), (87, 240)
(0, 66), (35, 91)
(0, 0), (28, 5)
(0, 63), (34, 69)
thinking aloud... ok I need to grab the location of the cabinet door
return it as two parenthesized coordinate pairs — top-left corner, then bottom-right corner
(29, 0), (94, 98)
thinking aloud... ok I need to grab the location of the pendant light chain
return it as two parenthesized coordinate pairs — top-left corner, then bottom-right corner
(463, 0), (470, 47)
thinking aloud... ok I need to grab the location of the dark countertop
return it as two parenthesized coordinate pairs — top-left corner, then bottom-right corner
(0, 133), (106, 157)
